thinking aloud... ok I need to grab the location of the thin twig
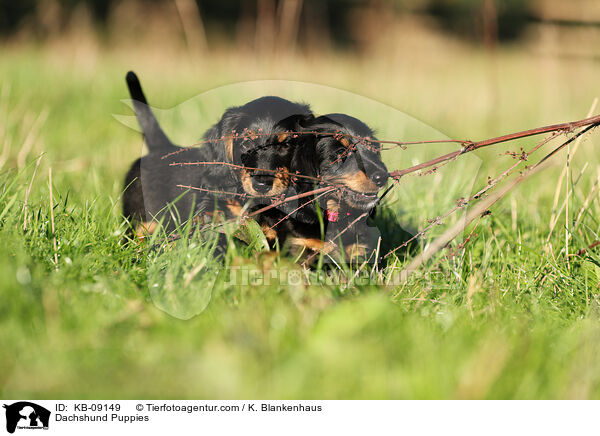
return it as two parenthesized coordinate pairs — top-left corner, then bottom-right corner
(389, 114), (600, 180)
(398, 124), (597, 280)
(247, 186), (336, 218)
(384, 130), (562, 259)
(171, 161), (323, 184)
(549, 98), (598, 232)
(267, 189), (331, 230)
(301, 212), (369, 268)
(177, 184), (249, 198)
(399, 165), (545, 282)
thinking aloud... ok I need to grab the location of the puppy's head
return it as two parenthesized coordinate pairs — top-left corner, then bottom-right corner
(308, 114), (388, 210)
(235, 119), (297, 197)
(222, 97), (312, 197)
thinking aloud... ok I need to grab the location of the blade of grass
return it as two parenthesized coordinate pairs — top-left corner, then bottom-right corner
(48, 167), (58, 272)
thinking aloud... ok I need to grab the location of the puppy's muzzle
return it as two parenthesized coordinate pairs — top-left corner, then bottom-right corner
(251, 173), (274, 195)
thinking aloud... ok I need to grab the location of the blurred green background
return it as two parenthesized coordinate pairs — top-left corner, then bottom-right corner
(1, 0), (600, 399)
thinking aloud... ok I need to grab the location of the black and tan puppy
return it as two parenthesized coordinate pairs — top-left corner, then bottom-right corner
(205, 97), (313, 198)
(122, 71), (312, 236)
(254, 113), (390, 261)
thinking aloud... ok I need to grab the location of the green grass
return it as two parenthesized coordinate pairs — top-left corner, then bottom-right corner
(1, 43), (600, 399)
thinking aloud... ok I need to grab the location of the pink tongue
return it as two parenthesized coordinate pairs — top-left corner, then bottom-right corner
(326, 210), (338, 222)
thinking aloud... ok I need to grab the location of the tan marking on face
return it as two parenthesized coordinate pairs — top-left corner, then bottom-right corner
(270, 167), (290, 195)
(326, 199), (340, 213)
(225, 198), (243, 217)
(260, 224), (278, 241)
(224, 136), (234, 162)
(239, 167), (290, 197)
(135, 221), (157, 239)
(278, 133), (289, 143)
(335, 172), (379, 193)
(240, 168), (256, 196)
(340, 137), (351, 148)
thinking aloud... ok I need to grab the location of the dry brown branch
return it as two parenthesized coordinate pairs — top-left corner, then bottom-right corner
(247, 186), (337, 218)
(389, 114), (600, 180)
(549, 98), (598, 233)
(301, 211), (369, 268)
(383, 130), (563, 260)
(397, 123), (598, 280)
(399, 165), (545, 282)
(171, 161), (323, 184)
(155, 111), (600, 274)
(266, 189), (332, 230)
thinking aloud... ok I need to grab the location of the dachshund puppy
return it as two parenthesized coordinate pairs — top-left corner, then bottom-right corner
(254, 113), (390, 262)
(122, 71), (312, 236)
(205, 97), (313, 198)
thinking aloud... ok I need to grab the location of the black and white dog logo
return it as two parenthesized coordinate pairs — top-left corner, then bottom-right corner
(3, 402), (50, 434)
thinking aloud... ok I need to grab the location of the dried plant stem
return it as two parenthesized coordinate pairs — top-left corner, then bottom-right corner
(267, 189), (331, 230)
(547, 163), (590, 241)
(17, 109), (47, 169)
(162, 111), (600, 270)
(48, 168), (58, 271)
(384, 130), (562, 260)
(301, 212), (369, 268)
(23, 154), (43, 231)
(171, 161), (323, 184)
(248, 187), (336, 218)
(549, 98), (598, 231)
(177, 184), (248, 198)
(400, 164), (546, 282)
(398, 123), (597, 280)
(565, 140), (571, 268)
(163, 131), (466, 157)
(159, 113), (600, 163)
(186, 186), (337, 235)
(389, 113), (600, 180)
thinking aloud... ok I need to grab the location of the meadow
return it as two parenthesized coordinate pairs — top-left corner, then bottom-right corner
(1, 36), (600, 399)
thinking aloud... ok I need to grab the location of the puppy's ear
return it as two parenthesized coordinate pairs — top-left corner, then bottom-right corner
(290, 135), (319, 193)
(296, 114), (316, 129)
(219, 109), (248, 165)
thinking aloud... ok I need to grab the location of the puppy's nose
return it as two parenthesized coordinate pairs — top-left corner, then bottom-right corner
(251, 175), (273, 194)
(370, 170), (388, 188)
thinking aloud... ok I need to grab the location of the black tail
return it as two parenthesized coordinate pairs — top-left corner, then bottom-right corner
(126, 71), (174, 150)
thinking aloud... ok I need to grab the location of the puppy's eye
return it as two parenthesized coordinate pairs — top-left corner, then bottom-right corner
(240, 151), (255, 163)
(337, 147), (352, 158)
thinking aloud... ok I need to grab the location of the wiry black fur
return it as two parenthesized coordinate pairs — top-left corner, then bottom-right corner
(122, 71), (313, 234)
(205, 96), (313, 196)
(122, 71), (223, 231)
(254, 114), (393, 262)
(121, 72), (408, 261)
